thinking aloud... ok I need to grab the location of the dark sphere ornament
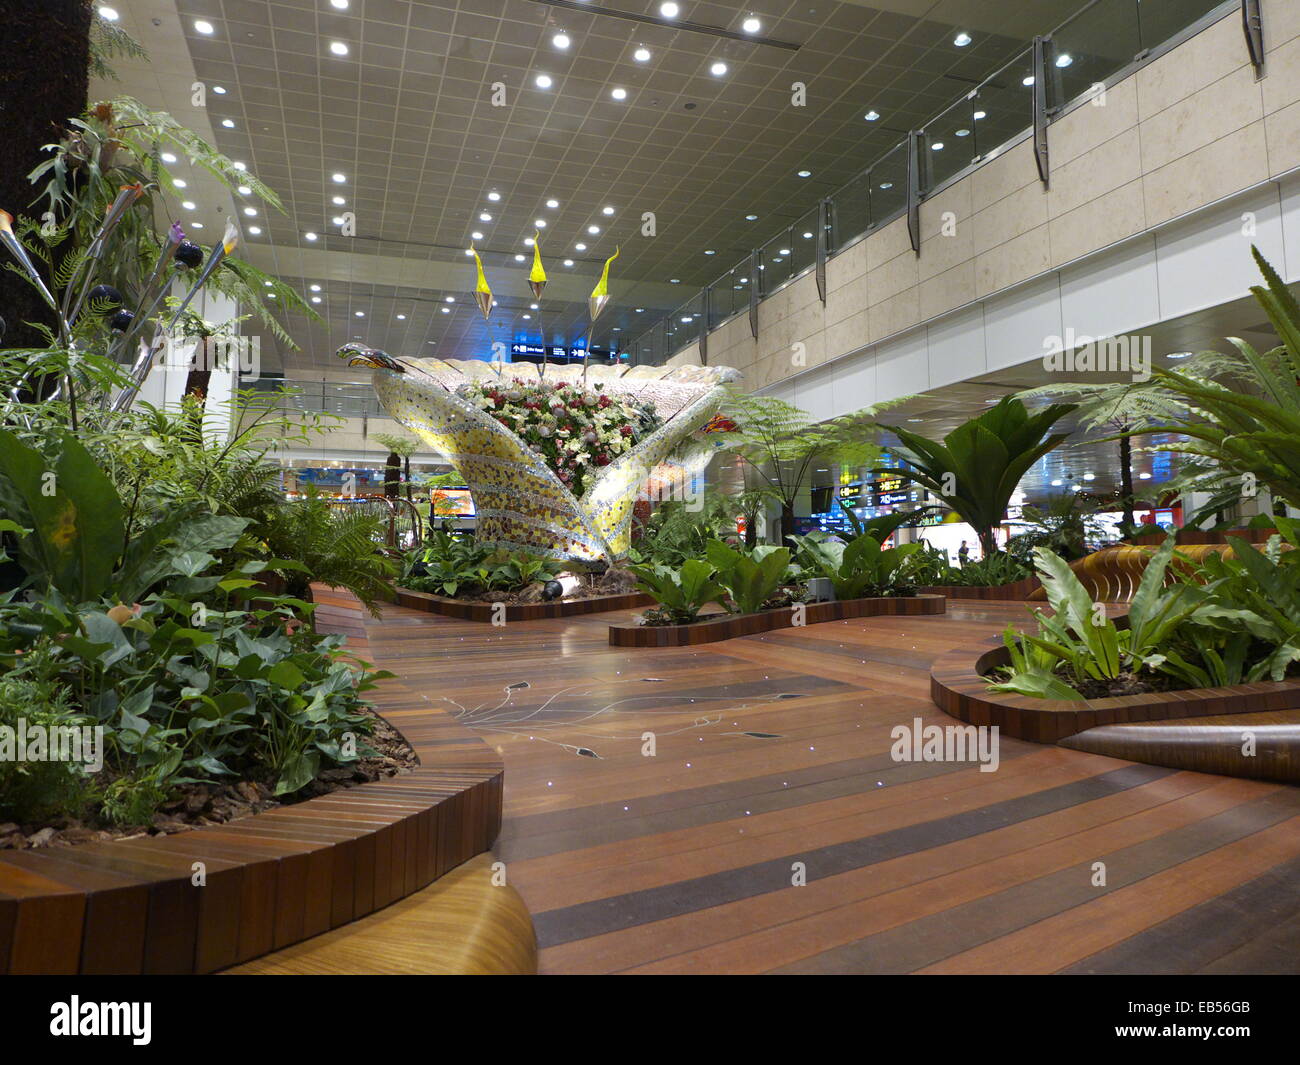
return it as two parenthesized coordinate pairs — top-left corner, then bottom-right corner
(109, 309), (135, 333)
(87, 284), (123, 313)
(409, 561), (429, 578)
(174, 240), (204, 269)
(541, 579), (564, 601)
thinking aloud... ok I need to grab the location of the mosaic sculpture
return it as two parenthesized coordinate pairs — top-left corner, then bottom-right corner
(340, 345), (740, 566)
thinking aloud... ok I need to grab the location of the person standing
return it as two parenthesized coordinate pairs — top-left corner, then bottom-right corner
(957, 540), (970, 565)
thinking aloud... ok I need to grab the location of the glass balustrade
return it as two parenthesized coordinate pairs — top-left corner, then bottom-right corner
(626, 0), (1229, 364)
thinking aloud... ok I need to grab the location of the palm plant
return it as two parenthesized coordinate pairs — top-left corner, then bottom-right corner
(714, 390), (885, 542)
(877, 396), (1076, 557)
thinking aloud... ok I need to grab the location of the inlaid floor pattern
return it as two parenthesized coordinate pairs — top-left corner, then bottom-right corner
(357, 598), (1300, 975)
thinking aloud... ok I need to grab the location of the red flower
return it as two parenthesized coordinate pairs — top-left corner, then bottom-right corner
(620, 424), (633, 436)
(595, 454), (610, 466)
(598, 394), (611, 408)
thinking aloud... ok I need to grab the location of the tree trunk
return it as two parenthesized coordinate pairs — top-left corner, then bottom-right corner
(780, 501), (795, 544)
(383, 452), (400, 500)
(977, 526), (998, 558)
(403, 455), (412, 501)
(1118, 429), (1136, 529)
(0, 1), (91, 351)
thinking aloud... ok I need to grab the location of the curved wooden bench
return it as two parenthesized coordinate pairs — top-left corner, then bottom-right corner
(916, 576), (1041, 600)
(1060, 710), (1300, 785)
(1025, 542), (1254, 603)
(0, 590), (507, 975)
(610, 594), (945, 647)
(223, 853), (536, 974)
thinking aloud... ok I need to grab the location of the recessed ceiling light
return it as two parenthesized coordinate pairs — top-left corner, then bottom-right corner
(669, 278), (680, 283)
(660, 2), (679, 17)
(797, 169), (811, 177)
(779, 248), (790, 255)
(304, 231), (317, 241)
(330, 0), (349, 8)
(221, 118), (235, 128)
(553, 33), (570, 49)
(1070, 484), (1081, 491)
(522, 314), (531, 320)
(192, 222), (205, 229)
(332, 216), (345, 225)
(710, 61), (728, 77)
(173, 179), (187, 188)
(471, 230), (484, 240)
(973, 109), (986, 119)
(514, 254), (525, 262)
(464, 248), (474, 256)
(161, 152), (178, 163)
(233, 161), (246, 170)
(194, 20), (214, 35)
(97, 6), (119, 21)
(487, 191), (501, 201)
(1083, 473), (1096, 481)
(742, 16), (761, 33)
(879, 182), (893, 190)
(212, 85), (226, 95)
(1050, 478), (1063, 486)
(310, 284), (321, 292)
(243, 206), (257, 216)
(1168, 351), (1194, 359)
(247, 225), (260, 234)
(354, 310), (365, 317)
(329, 41), (350, 56)
(332, 195), (345, 205)
(563, 258), (574, 266)
(864, 110), (880, 121)
(704, 249), (715, 255)
(310, 295), (321, 303)
(611, 87), (627, 100)
(955, 128), (970, 137)
(601, 206), (615, 216)
(1022, 75), (1035, 86)
(524, 236), (534, 246)
(587, 225), (600, 235)
(954, 32), (972, 47)
(479, 212), (492, 222)
(635, 307), (644, 312)
(931, 141), (945, 150)
(1055, 53), (1074, 68)
(396, 313), (407, 320)
(1139, 472), (1152, 480)
(441, 307), (450, 314)
(332, 172), (346, 183)
(237, 185), (251, 195)
(634, 46), (651, 63)
(445, 296), (455, 303)
(534, 218), (546, 228)
(535, 74), (553, 89)
(575, 242), (587, 251)
(530, 303), (539, 310)
(745, 213), (757, 220)
(546, 198), (559, 208)
(181, 200), (196, 210)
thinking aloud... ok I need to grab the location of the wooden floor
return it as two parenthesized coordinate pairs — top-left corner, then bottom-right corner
(358, 598), (1300, 974)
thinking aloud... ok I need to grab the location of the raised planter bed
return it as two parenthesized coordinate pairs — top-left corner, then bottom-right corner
(610, 593), (946, 647)
(930, 635), (1300, 744)
(1130, 528), (1277, 546)
(916, 575), (1041, 600)
(394, 586), (653, 622)
(0, 592), (505, 976)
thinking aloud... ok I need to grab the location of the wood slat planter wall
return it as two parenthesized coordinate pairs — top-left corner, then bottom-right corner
(930, 636), (1300, 743)
(0, 592), (505, 976)
(915, 576), (1041, 600)
(610, 594), (946, 647)
(394, 586), (653, 622)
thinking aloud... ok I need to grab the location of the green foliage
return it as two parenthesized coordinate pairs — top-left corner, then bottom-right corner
(1007, 493), (1106, 564)
(878, 396), (1075, 556)
(400, 531), (562, 599)
(705, 540), (791, 615)
(634, 490), (740, 567)
(912, 547), (1033, 587)
(790, 531), (921, 599)
(628, 559), (726, 624)
(0, 674), (92, 822)
(262, 488), (397, 618)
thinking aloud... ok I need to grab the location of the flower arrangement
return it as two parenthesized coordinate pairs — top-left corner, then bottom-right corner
(458, 377), (663, 497)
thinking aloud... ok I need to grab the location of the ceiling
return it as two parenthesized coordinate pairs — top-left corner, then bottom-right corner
(105, 0), (1094, 375)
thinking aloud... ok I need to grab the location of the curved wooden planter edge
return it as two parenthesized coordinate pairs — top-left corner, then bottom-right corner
(609, 593), (946, 647)
(394, 585), (653, 621)
(915, 575), (1042, 600)
(0, 685), (505, 976)
(930, 635), (1300, 743)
